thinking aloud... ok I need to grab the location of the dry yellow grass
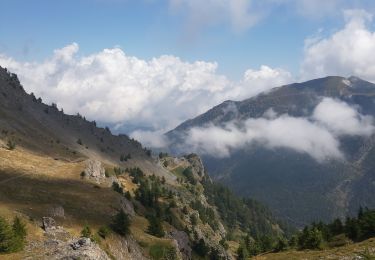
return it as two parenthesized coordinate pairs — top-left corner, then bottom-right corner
(255, 238), (375, 260)
(0, 145), (185, 259)
(0, 145), (123, 230)
(130, 215), (176, 257)
(0, 146), (85, 181)
(118, 175), (138, 195)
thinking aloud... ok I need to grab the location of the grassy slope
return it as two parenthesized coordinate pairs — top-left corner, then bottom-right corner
(255, 238), (375, 260)
(0, 145), (178, 259)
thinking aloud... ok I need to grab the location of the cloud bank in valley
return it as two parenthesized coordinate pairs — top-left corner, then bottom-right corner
(180, 98), (375, 161)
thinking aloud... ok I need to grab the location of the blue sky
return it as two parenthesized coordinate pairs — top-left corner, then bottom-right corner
(1, 0), (375, 141)
(1, 0), (369, 79)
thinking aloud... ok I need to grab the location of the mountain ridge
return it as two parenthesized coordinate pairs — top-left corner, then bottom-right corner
(166, 75), (375, 228)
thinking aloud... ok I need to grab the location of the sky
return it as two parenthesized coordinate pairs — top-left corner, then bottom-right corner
(1, 0), (375, 159)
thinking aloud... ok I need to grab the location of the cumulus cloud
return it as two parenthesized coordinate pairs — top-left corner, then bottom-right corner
(179, 98), (374, 162)
(0, 43), (292, 133)
(301, 9), (375, 81)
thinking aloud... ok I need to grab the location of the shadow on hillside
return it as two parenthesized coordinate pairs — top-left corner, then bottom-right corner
(0, 170), (121, 226)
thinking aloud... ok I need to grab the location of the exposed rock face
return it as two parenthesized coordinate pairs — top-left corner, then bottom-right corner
(26, 218), (110, 260)
(42, 217), (56, 231)
(120, 197), (135, 216)
(106, 235), (147, 260)
(184, 153), (205, 180)
(168, 230), (191, 260)
(39, 237), (110, 260)
(84, 160), (106, 183)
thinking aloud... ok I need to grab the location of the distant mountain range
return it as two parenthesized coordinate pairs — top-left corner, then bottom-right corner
(167, 76), (375, 227)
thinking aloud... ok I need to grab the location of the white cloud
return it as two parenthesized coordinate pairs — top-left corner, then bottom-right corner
(179, 98), (375, 162)
(130, 130), (169, 148)
(313, 97), (375, 136)
(0, 43), (292, 132)
(301, 9), (375, 82)
(183, 115), (343, 161)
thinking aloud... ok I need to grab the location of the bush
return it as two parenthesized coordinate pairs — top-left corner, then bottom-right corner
(182, 167), (196, 185)
(190, 214), (198, 226)
(120, 154), (131, 162)
(111, 209), (131, 236)
(328, 234), (350, 248)
(6, 140), (15, 150)
(149, 243), (177, 260)
(81, 225), (92, 238)
(97, 226), (111, 239)
(193, 238), (209, 257)
(112, 182), (123, 194)
(77, 138), (83, 145)
(125, 191), (132, 200)
(298, 227), (323, 250)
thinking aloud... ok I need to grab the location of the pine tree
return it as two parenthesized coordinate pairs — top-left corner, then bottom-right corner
(193, 238), (209, 257)
(329, 218), (344, 236)
(274, 237), (288, 252)
(147, 215), (165, 238)
(111, 209), (131, 236)
(345, 217), (361, 241)
(12, 217), (26, 239)
(11, 216), (26, 251)
(237, 242), (249, 260)
(0, 217), (14, 253)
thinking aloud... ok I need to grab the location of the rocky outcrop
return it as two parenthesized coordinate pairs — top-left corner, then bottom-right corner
(32, 237), (110, 260)
(120, 197), (135, 216)
(84, 160), (106, 183)
(105, 235), (146, 260)
(184, 153), (206, 180)
(26, 217), (110, 260)
(42, 217), (57, 231)
(168, 230), (191, 260)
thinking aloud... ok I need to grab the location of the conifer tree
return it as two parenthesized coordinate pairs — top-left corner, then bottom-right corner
(11, 216), (26, 251)
(147, 215), (165, 238)
(111, 209), (131, 236)
(0, 216), (13, 253)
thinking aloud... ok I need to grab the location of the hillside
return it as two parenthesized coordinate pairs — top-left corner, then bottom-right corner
(0, 66), (284, 259)
(256, 237), (375, 260)
(167, 76), (375, 227)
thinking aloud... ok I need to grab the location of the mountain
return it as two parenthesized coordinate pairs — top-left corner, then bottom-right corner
(0, 66), (283, 259)
(167, 76), (375, 227)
